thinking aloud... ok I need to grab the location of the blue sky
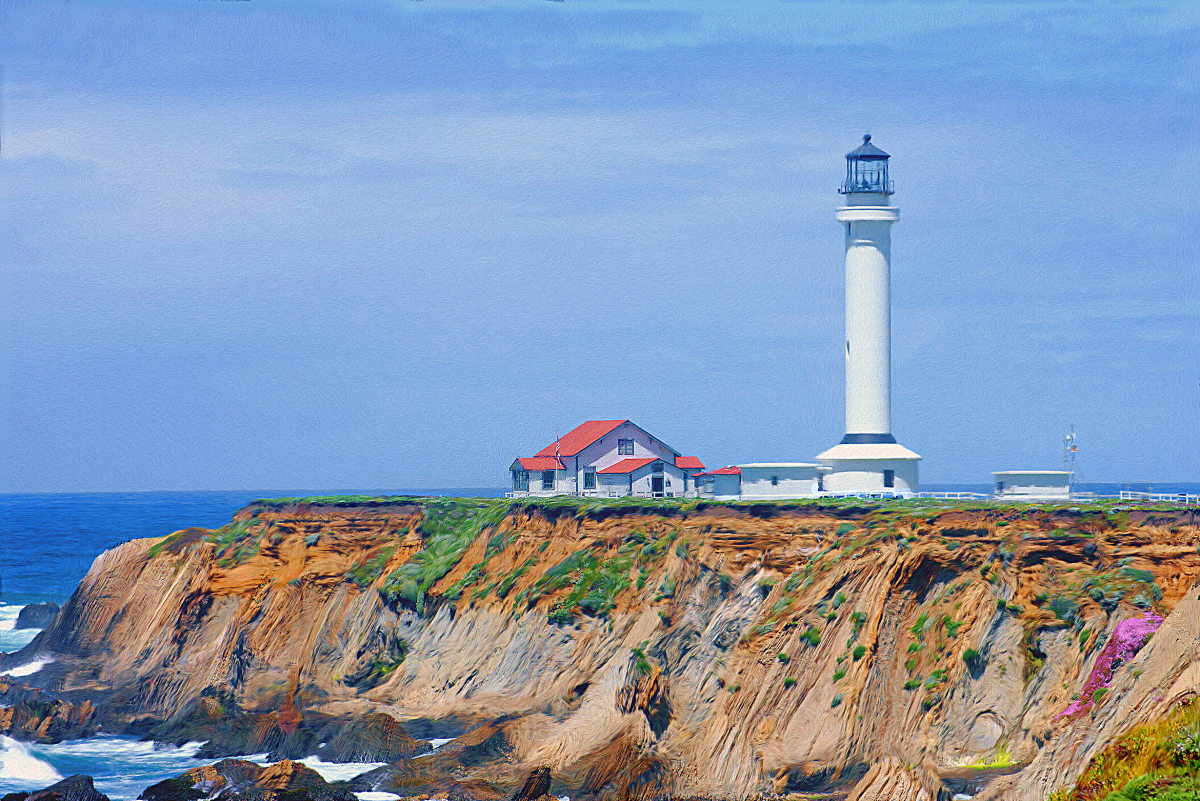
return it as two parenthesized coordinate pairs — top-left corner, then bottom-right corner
(1, 0), (1197, 491)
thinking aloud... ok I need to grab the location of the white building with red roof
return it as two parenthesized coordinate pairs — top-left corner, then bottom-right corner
(509, 420), (705, 498)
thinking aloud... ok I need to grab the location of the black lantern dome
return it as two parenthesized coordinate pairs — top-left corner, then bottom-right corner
(839, 134), (894, 195)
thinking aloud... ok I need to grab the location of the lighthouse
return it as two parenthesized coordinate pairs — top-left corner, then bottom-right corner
(816, 134), (921, 494)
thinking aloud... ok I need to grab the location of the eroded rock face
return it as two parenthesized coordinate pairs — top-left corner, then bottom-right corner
(141, 759), (355, 801)
(25, 499), (1200, 800)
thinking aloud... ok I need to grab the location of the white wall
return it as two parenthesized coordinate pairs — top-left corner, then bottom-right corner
(626, 462), (687, 497)
(822, 459), (918, 494)
(739, 466), (823, 499)
(697, 473), (741, 500)
(835, 204), (899, 437)
(993, 473), (1071, 499)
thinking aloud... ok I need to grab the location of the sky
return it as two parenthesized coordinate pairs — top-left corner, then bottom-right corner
(1, 0), (1197, 492)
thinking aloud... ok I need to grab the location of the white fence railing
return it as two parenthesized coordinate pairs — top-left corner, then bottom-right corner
(503, 489), (1199, 505)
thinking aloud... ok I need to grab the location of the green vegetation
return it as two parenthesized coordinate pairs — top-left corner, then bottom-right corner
(205, 520), (262, 568)
(783, 676), (797, 689)
(831, 693), (844, 708)
(777, 652), (790, 664)
(631, 646), (652, 676)
(963, 746), (1014, 771)
(801, 626), (821, 647)
(346, 546), (397, 588)
(852, 644), (867, 661)
(378, 499), (509, 613)
(1047, 698), (1200, 801)
(904, 677), (921, 690)
(963, 647), (982, 668)
(832, 667), (846, 682)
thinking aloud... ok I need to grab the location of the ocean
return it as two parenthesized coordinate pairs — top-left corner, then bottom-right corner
(0, 483), (1195, 796)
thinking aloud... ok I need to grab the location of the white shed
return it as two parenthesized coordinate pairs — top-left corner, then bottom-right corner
(992, 470), (1072, 500)
(738, 463), (828, 500)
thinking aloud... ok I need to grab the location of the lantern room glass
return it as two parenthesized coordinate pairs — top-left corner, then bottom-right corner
(841, 156), (891, 195)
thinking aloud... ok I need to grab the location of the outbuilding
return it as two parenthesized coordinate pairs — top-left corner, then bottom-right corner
(992, 470), (1072, 500)
(693, 466), (742, 501)
(738, 463), (829, 500)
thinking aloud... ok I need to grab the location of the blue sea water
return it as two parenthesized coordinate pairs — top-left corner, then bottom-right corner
(0, 483), (1195, 795)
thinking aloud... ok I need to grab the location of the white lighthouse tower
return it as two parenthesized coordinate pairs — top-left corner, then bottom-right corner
(817, 134), (921, 494)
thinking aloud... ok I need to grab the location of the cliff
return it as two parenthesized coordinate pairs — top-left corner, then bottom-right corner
(11, 497), (1200, 800)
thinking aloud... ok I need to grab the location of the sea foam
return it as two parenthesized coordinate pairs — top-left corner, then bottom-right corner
(0, 736), (63, 785)
(0, 656), (54, 678)
(0, 604), (41, 654)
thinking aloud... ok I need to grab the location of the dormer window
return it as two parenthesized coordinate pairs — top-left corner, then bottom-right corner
(618, 438), (634, 455)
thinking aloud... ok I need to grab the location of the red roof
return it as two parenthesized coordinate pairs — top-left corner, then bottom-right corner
(675, 456), (705, 470)
(597, 457), (658, 474)
(695, 465), (740, 477)
(517, 457), (566, 471)
(535, 420), (628, 457)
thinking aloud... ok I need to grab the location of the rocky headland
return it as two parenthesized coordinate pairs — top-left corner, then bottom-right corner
(3, 496), (1198, 800)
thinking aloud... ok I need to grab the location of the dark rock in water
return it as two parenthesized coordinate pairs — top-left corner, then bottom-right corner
(0, 679), (100, 742)
(140, 759), (355, 801)
(510, 767), (551, 801)
(15, 602), (60, 630)
(151, 689), (430, 764)
(4, 775), (110, 801)
(312, 712), (430, 763)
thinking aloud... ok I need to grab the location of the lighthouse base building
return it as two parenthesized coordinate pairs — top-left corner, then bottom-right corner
(815, 442), (920, 494)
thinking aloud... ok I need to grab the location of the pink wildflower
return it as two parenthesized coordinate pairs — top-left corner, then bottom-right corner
(1056, 612), (1162, 720)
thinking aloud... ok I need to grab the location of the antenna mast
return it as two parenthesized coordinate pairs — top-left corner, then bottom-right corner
(1062, 425), (1078, 478)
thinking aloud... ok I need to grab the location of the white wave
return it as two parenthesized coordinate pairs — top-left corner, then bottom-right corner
(0, 604), (19, 632)
(33, 736), (205, 761)
(429, 737), (454, 750)
(0, 656), (54, 677)
(296, 754), (386, 782)
(0, 605), (41, 655)
(356, 793), (402, 801)
(0, 735), (63, 783)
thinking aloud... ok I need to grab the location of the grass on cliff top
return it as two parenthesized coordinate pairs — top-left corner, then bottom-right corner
(248, 494), (1198, 516)
(1048, 698), (1200, 801)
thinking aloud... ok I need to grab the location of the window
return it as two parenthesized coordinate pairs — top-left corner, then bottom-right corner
(583, 469), (596, 490)
(652, 461), (664, 473)
(513, 470), (529, 491)
(542, 470), (555, 490)
(996, 481), (1005, 493)
(770, 476), (779, 486)
(883, 469), (895, 488)
(817, 474), (824, 492)
(618, 438), (634, 455)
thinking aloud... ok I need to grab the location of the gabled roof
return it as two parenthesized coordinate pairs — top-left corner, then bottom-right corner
(675, 456), (705, 470)
(516, 457), (566, 471)
(597, 457), (659, 475)
(535, 420), (628, 458)
(695, 465), (741, 477)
